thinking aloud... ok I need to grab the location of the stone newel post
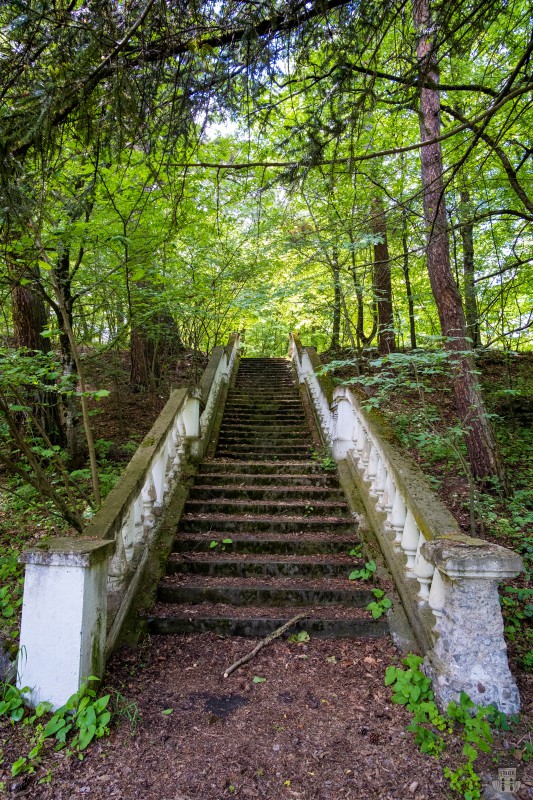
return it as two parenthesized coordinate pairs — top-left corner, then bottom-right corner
(18, 538), (114, 710)
(422, 538), (523, 714)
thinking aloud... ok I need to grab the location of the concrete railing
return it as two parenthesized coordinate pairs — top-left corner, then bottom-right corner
(17, 334), (240, 708)
(289, 332), (523, 713)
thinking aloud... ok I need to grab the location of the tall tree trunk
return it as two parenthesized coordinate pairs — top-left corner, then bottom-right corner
(371, 196), (395, 354)
(414, 0), (506, 486)
(9, 257), (65, 445)
(330, 248), (341, 352)
(130, 286), (183, 389)
(348, 234), (377, 349)
(401, 215), (417, 350)
(459, 190), (480, 348)
(54, 248), (83, 464)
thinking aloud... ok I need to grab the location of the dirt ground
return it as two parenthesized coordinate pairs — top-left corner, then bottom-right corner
(2, 632), (532, 799)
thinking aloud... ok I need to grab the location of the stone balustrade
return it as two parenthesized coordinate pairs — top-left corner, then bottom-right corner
(17, 334), (240, 708)
(289, 333), (523, 714)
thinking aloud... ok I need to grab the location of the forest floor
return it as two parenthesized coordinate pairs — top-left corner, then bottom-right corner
(0, 348), (532, 798)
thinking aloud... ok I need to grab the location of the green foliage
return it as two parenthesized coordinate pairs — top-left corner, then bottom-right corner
(209, 538), (234, 551)
(0, 677), (113, 780)
(288, 630), (310, 644)
(366, 588), (392, 619)
(348, 560), (376, 581)
(0, 552), (24, 643)
(384, 655), (523, 799)
(311, 448), (337, 472)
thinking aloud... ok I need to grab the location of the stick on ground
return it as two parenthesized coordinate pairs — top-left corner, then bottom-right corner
(223, 613), (308, 679)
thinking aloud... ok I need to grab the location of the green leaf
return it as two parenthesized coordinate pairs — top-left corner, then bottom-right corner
(78, 724), (96, 750)
(161, 708), (174, 715)
(43, 715), (67, 737)
(11, 757), (27, 776)
(252, 676), (266, 684)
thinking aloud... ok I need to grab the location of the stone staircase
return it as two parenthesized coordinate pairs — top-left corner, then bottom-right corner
(148, 357), (389, 639)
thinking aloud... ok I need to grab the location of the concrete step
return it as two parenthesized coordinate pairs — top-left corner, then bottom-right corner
(188, 486), (345, 502)
(215, 443), (313, 454)
(194, 473), (338, 487)
(179, 514), (355, 534)
(217, 439), (311, 448)
(148, 604), (388, 638)
(172, 533), (359, 555)
(198, 461), (326, 474)
(167, 553), (356, 578)
(214, 451), (314, 461)
(184, 498), (349, 517)
(157, 578), (375, 608)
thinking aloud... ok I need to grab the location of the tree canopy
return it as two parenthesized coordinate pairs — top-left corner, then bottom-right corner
(1, 0), (532, 485)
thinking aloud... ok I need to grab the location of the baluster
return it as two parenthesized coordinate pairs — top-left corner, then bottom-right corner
(428, 568), (445, 619)
(364, 443), (379, 483)
(374, 459), (388, 507)
(387, 490), (406, 545)
(359, 435), (371, 469)
(414, 531), (434, 600)
(142, 475), (156, 533)
(164, 436), (176, 495)
(133, 494), (144, 546)
(120, 505), (136, 563)
(401, 509), (420, 570)
(382, 472), (396, 514)
(354, 422), (367, 462)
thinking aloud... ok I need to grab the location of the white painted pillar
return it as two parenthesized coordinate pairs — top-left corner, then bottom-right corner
(18, 538), (113, 710)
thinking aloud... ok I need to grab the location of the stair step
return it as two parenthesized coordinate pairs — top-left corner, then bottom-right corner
(172, 533), (358, 555)
(149, 356), (391, 644)
(148, 604), (388, 638)
(195, 473), (339, 487)
(188, 486), (345, 501)
(179, 515), (355, 533)
(157, 578), (375, 607)
(215, 452), (313, 462)
(217, 435), (310, 445)
(184, 499), (349, 516)
(167, 553), (356, 578)
(198, 461), (328, 474)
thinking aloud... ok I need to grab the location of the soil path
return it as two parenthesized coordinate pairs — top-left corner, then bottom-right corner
(34, 633), (453, 800)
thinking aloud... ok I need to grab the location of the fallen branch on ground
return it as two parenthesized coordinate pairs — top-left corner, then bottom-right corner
(223, 613), (308, 678)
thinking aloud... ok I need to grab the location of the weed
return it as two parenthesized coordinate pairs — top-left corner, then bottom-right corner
(366, 588), (392, 619)
(209, 538), (234, 551)
(348, 560), (376, 581)
(288, 630), (310, 644)
(0, 553), (23, 643)
(385, 654), (519, 799)
(311, 447), (337, 472)
(0, 677), (113, 780)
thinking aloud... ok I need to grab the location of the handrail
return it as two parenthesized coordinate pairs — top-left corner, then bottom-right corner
(17, 333), (241, 708)
(289, 332), (523, 714)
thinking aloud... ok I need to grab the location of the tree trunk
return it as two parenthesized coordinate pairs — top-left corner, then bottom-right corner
(414, 0), (506, 486)
(371, 196), (395, 354)
(330, 248), (341, 352)
(459, 190), (481, 348)
(130, 286), (183, 389)
(402, 215), (417, 349)
(12, 281), (50, 353)
(54, 248), (84, 464)
(10, 260), (65, 445)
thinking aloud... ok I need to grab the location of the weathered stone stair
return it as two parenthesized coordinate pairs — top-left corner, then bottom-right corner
(148, 357), (389, 639)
